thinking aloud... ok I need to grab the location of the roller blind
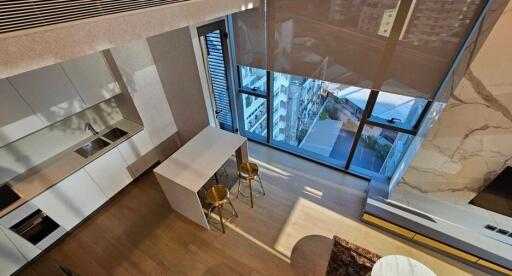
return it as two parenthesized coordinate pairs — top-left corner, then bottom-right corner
(232, 0), (486, 100)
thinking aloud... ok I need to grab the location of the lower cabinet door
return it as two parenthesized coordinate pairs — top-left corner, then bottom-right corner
(0, 227), (27, 276)
(118, 130), (160, 177)
(117, 130), (153, 164)
(85, 148), (133, 198)
(32, 169), (107, 231)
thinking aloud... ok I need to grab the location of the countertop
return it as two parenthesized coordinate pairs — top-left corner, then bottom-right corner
(0, 119), (143, 218)
(154, 126), (246, 192)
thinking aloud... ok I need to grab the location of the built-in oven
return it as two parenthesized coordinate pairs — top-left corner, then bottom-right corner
(0, 202), (66, 250)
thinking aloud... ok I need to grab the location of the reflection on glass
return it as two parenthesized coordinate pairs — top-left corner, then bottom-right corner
(233, 0), (484, 99)
(232, 6), (266, 68)
(271, 71), (370, 166)
(268, 0), (399, 88)
(352, 125), (413, 174)
(383, 0), (485, 98)
(371, 91), (428, 128)
(240, 66), (267, 94)
(241, 94), (267, 139)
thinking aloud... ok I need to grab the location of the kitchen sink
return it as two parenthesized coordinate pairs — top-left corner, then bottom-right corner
(102, 127), (128, 142)
(74, 138), (111, 159)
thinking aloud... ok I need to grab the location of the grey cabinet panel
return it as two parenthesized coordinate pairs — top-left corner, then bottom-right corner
(0, 79), (45, 147)
(0, 227), (27, 276)
(61, 53), (121, 106)
(9, 64), (86, 124)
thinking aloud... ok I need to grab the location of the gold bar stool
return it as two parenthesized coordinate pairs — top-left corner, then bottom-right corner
(206, 184), (238, 233)
(237, 162), (266, 208)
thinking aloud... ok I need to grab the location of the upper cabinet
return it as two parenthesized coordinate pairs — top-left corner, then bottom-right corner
(0, 79), (45, 148)
(0, 51), (124, 147)
(61, 52), (121, 106)
(8, 64), (86, 124)
(110, 40), (177, 146)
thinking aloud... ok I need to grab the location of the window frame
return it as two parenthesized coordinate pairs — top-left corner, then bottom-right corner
(234, 65), (432, 178)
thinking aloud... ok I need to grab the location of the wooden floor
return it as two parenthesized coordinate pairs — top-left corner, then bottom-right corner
(19, 142), (486, 276)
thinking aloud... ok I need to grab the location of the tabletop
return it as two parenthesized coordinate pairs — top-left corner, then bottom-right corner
(371, 255), (436, 276)
(153, 126), (246, 192)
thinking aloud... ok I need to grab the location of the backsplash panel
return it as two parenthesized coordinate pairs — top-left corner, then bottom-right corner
(0, 99), (122, 184)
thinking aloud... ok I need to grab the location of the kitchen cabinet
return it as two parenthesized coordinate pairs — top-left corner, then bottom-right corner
(110, 40), (177, 146)
(0, 79), (46, 147)
(0, 227), (27, 276)
(85, 148), (133, 198)
(0, 204), (43, 262)
(32, 169), (107, 231)
(8, 64), (86, 124)
(118, 130), (160, 177)
(61, 52), (121, 106)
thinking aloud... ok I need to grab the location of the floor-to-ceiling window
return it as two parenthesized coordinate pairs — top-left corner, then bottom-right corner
(237, 66), (268, 142)
(236, 66), (430, 178)
(228, 0), (483, 179)
(270, 72), (371, 168)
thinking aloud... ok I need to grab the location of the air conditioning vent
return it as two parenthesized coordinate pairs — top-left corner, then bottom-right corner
(484, 224), (512, 238)
(0, 0), (189, 35)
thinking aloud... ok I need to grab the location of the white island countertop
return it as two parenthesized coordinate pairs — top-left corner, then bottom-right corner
(154, 126), (246, 192)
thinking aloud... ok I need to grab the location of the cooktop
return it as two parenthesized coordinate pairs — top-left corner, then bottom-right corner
(0, 184), (21, 212)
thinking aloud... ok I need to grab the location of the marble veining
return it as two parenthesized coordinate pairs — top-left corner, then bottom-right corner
(371, 255), (436, 276)
(393, 1), (512, 246)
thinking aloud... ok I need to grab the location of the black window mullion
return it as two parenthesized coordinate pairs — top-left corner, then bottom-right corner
(365, 119), (417, 136)
(412, 100), (433, 130)
(238, 89), (266, 98)
(345, 90), (380, 170)
(266, 70), (273, 144)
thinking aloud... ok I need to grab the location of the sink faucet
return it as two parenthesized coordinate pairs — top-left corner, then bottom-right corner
(84, 122), (99, 135)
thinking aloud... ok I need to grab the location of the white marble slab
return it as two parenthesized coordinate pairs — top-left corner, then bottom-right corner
(372, 255), (436, 276)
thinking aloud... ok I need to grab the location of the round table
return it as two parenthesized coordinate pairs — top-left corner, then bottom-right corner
(371, 255), (436, 276)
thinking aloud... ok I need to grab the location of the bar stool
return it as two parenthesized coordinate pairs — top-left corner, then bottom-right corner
(206, 184), (238, 233)
(237, 162), (266, 208)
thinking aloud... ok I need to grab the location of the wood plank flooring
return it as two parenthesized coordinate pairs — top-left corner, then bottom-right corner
(19, 142), (486, 275)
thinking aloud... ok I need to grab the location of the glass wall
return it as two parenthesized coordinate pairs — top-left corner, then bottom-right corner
(236, 66), (429, 178)
(240, 93), (267, 140)
(270, 72), (370, 167)
(352, 126), (413, 176)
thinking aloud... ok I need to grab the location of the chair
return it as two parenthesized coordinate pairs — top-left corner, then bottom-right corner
(205, 184), (238, 233)
(237, 162), (266, 208)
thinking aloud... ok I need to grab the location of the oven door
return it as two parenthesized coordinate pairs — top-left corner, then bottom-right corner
(0, 202), (66, 250)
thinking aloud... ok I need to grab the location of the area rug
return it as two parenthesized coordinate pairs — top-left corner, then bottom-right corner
(325, 236), (381, 276)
